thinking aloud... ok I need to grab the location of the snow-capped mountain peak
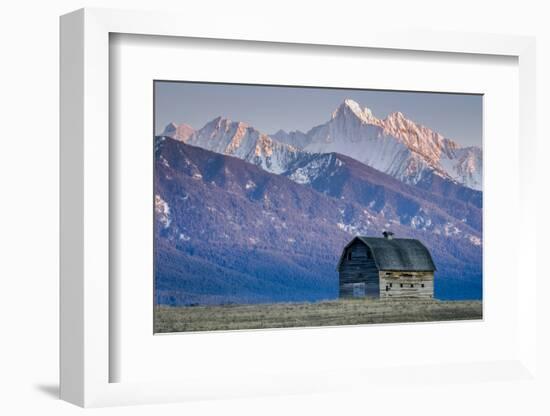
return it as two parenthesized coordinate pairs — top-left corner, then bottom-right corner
(161, 122), (195, 142)
(372, 110), (482, 189)
(386, 111), (406, 121)
(304, 99), (482, 190)
(182, 116), (301, 174)
(164, 122), (178, 132)
(332, 99), (377, 124)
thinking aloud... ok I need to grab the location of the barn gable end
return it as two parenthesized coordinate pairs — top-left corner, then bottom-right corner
(338, 239), (380, 298)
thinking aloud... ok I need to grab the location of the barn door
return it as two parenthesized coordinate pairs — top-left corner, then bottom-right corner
(352, 283), (366, 297)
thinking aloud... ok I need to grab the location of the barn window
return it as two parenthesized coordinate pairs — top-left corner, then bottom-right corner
(410, 284), (414, 288)
(385, 285), (389, 291)
(389, 283), (393, 288)
(421, 283), (425, 288)
(400, 283), (403, 288)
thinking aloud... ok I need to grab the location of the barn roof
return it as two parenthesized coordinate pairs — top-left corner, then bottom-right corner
(337, 236), (437, 272)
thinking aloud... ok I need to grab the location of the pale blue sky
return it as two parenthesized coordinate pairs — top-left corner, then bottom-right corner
(154, 81), (482, 148)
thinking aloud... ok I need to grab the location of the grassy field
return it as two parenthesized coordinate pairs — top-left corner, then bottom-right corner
(154, 298), (482, 333)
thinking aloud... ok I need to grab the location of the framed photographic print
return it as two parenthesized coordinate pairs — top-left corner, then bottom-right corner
(152, 81), (483, 334)
(60, 8), (538, 408)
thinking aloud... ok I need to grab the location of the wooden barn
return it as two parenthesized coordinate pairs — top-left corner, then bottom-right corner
(337, 232), (436, 299)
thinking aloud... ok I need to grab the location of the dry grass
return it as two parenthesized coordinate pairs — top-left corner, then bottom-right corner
(154, 298), (482, 333)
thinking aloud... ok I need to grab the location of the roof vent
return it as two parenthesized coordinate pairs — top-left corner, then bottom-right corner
(382, 231), (394, 240)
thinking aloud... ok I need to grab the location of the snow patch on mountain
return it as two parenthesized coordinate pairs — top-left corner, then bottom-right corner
(287, 153), (343, 185)
(179, 233), (191, 241)
(439, 146), (482, 190)
(411, 213), (432, 230)
(155, 194), (171, 228)
(468, 235), (482, 246)
(336, 221), (369, 236)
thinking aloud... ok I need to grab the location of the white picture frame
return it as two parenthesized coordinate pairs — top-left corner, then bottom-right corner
(60, 8), (538, 408)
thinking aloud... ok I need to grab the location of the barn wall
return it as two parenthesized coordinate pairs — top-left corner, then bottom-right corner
(339, 241), (379, 298)
(379, 271), (434, 298)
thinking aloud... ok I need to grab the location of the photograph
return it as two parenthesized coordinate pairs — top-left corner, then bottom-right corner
(153, 81), (483, 333)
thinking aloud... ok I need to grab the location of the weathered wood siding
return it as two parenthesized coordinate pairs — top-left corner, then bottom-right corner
(379, 271), (434, 298)
(339, 241), (380, 298)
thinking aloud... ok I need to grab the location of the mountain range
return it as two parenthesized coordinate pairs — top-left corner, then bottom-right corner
(162, 99), (482, 190)
(155, 99), (483, 305)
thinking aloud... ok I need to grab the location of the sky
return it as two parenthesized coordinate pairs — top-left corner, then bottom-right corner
(154, 81), (483, 147)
